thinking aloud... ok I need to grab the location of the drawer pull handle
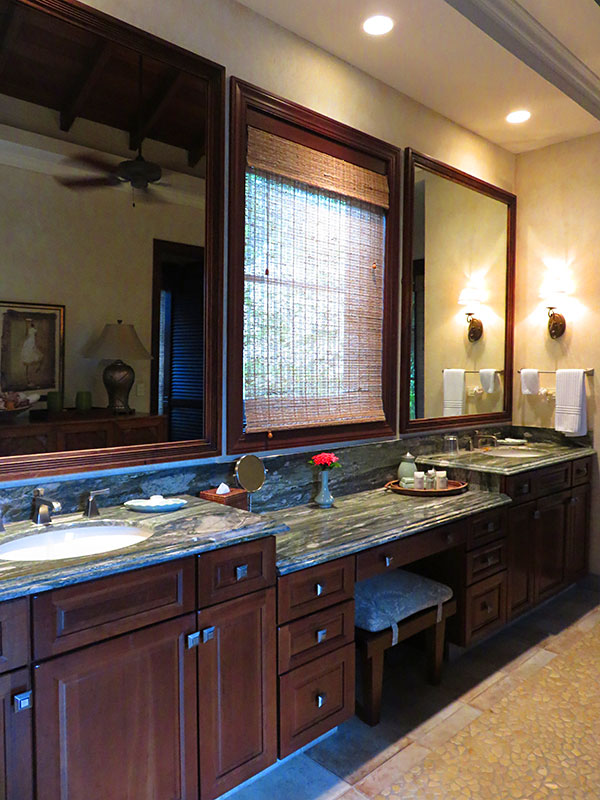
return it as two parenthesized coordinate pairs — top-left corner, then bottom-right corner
(481, 601), (493, 614)
(316, 628), (328, 643)
(384, 555), (394, 568)
(570, 497), (579, 506)
(202, 627), (216, 643)
(485, 555), (497, 567)
(13, 691), (33, 713)
(235, 564), (249, 581)
(316, 692), (327, 709)
(187, 631), (201, 649)
(487, 522), (496, 533)
(446, 533), (455, 545)
(315, 583), (325, 597)
(520, 483), (530, 495)
(533, 510), (541, 520)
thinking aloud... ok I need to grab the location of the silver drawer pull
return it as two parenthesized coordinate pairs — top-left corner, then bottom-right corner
(570, 497), (579, 506)
(187, 631), (201, 649)
(235, 564), (249, 581)
(315, 583), (324, 596)
(14, 691), (33, 713)
(384, 555), (394, 568)
(533, 510), (541, 520)
(202, 626), (216, 643)
(316, 692), (327, 709)
(487, 522), (496, 533)
(316, 628), (327, 643)
(481, 601), (493, 614)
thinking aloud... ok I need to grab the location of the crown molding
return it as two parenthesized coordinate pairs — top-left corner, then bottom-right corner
(444, 0), (600, 120)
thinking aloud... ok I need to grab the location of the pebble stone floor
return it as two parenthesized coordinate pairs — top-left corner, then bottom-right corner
(227, 579), (600, 800)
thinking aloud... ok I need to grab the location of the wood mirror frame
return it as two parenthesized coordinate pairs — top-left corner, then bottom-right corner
(400, 148), (515, 433)
(0, 0), (224, 479)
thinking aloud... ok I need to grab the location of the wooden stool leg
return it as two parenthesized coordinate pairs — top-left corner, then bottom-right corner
(426, 617), (446, 685)
(361, 647), (385, 726)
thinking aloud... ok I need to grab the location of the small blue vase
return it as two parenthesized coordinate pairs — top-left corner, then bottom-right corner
(315, 469), (334, 508)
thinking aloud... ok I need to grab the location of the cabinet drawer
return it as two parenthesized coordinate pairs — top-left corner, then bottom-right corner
(279, 643), (354, 758)
(33, 559), (195, 659)
(572, 457), (592, 487)
(278, 557), (354, 624)
(505, 463), (572, 503)
(465, 571), (507, 644)
(466, 540), (507, 585)
(468, 508), (506, 550)
(356, 522), (465, 582)
(0, 598), (29, 674)
(278, 600), (354, 674)
(198, 537), (276, 607)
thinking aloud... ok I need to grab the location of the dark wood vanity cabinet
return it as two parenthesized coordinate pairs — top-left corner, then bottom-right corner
(35, 614), (199, 800)
(1, 668), (33, 800)
(506, 458), (591, 619)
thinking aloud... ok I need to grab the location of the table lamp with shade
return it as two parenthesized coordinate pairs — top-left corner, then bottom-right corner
(86, 320), (151, 414)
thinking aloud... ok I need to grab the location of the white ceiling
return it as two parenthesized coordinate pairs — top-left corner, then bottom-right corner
(237, 0), (600, 153)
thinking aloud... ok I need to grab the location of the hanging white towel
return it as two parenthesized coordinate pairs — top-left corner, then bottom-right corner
(443, 369), (465, 416)
(555, 369), (587, 437)
(479, 369), (500, 394)
(520, 369), (540, 395)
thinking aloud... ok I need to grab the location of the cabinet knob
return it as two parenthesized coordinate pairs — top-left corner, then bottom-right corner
(235, 564), (249, 581)
(481, 601), (493, 614)
(316, 692), (327, 709)
(384, 555), (394, 568)
(570, 497), (579, 506)
(187, 631), (201, 649)
(520, 483), (530, 495)
(533, 510), (541, 520)
(315, 583), (324, 597)
(487, 522), (496, 533)
(316, 628), (327, 643)
(202, 627), (216, 643)
(13, 691), (33, 713)
(446, 533), (455, 545)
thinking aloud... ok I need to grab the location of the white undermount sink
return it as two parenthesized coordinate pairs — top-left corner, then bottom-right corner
(482, 447), (547, 458)
(0, 522), (153, 562)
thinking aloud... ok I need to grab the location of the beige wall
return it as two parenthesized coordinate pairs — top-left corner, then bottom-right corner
(515, 132), (600, 573)
(0, 160), (204, 411)
(78, 0), (515, 192)
(422, 171), (507, 418)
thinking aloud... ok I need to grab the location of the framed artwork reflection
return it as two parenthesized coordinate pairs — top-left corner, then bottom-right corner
(0, 301), (65, 395)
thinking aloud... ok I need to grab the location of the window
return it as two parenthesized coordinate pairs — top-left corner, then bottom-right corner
(228, 79), (401, 452)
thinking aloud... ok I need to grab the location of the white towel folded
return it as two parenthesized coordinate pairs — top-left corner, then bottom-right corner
(443, 369), (465, 416)
(479, 369), (500, 394)
(520, 369), (539, 395)
(555, 369), (587, 437)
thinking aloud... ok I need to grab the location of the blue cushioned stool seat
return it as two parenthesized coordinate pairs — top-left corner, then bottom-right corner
(354, 569), (456, 726)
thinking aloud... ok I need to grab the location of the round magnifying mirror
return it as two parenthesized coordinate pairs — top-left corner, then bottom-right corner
(235, 454), (266, 493)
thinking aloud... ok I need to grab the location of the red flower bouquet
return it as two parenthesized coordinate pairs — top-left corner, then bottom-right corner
(309, 452), (341, 471)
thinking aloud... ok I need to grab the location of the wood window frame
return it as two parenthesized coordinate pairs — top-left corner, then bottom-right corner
(0, 0), (224, 480)
(227, 78), (401, 454)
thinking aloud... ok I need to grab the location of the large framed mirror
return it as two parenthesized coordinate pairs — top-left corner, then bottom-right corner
(400, 149), (515, 432)
(0, 0), (224, 478)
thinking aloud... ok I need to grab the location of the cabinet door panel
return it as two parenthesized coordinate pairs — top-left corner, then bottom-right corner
(507, 502), (536, 618)
(0, 598), (29, 674)
(535, 491), (569, 601)
(0, 669), (33, 800)
(35, 614), (198, 800)
(565, 484), (590, 581)
(197, 588), (277, 800)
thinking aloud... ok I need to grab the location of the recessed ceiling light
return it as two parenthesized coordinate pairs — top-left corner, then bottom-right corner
(506, 109), (531, 124)
(363, 15), (394, 36)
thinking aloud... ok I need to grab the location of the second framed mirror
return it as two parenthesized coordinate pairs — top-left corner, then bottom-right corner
(400, 149), (515, 432)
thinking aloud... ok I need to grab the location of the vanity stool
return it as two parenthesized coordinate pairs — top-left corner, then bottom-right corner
(354, 569), (456, 726)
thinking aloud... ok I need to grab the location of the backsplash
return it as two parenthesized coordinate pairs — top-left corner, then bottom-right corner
(0, 424), (591, 523)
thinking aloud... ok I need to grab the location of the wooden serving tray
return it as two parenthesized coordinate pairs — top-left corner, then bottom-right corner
(384, 479), (468, 497)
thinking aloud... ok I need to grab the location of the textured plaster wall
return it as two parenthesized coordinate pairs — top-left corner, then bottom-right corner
(514, 132), (600, 572)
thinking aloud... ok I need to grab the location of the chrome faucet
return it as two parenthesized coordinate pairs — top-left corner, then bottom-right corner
(31, 487), (62, 524)
(474, 432), (497, 449)
(84, 488), (110, 518)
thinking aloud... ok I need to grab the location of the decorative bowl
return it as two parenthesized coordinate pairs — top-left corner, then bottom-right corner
(124, 495), (188, 513)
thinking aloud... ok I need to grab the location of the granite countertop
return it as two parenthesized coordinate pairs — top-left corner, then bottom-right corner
(272, 487), (511, 575)
(417, 442), (595, 476)
(0, 496), (286, 601)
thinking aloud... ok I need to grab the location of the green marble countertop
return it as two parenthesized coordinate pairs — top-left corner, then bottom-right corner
(417, 442), (595, 476)
(0, 496), (285, 601)
(272, 487), (511, 575)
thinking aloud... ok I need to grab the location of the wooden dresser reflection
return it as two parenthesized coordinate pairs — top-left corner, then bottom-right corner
(0, 410), (167, 455)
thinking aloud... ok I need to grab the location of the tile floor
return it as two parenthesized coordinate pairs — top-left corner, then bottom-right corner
(228, 580), (600, 800)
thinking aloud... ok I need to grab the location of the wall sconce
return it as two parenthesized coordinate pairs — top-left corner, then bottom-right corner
(458, 287), (483, 342)
(540, 269), (571, 339)
(547, 306), (566, 339)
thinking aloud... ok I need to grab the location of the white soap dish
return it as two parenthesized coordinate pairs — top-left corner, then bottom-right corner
(124, 495), (187, 513)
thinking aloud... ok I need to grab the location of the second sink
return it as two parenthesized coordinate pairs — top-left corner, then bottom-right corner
(0, 522), (153, 562)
